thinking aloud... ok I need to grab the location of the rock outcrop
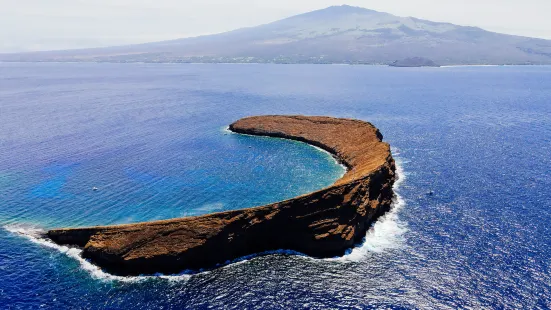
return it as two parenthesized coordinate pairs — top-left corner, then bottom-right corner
(390, 57), (440, 67)
(48, 115), (396, 276)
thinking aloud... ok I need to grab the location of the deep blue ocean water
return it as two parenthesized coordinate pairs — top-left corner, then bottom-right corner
(0, 63), (550, 309)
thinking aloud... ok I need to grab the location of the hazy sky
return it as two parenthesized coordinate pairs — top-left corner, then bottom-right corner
(2, 0), (550, 53)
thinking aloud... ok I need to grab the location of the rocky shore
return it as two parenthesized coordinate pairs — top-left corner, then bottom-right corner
(48, 115), (396, 276)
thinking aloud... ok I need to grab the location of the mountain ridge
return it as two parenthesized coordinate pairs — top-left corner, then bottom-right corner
(2, 5), (551, 65)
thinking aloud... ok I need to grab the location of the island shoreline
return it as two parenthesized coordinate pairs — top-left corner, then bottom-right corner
(47, 115), (396, 276)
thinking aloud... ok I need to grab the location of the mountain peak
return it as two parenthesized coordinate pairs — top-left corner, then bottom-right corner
(280, 5), (385, 24)
(319, 5), (379, 14)
(3, 5), (550, 65)
(327, 5), (366, 10)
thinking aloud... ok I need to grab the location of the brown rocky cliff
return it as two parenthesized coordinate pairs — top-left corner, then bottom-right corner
(48, 115), (396, 276)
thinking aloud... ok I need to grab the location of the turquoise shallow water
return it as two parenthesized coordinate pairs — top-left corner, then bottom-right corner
(1, 132), (343, 228)
(1, 63), (551, 309)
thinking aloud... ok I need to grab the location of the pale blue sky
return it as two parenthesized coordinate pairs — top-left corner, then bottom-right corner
(1, 0), (550, 53)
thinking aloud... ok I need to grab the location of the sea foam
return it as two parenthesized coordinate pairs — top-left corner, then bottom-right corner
(3, 224), (191, 283)
(4, 153), (407, 281)
(329, 154), (408, 262)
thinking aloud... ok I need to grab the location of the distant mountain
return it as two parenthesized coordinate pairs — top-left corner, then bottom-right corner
(2, 5), (551, 65)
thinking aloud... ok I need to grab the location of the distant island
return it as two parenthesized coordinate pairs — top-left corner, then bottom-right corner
(1, 5), (551, 65)
(47, 115), (396, 276)
(390, 57), (440, 67)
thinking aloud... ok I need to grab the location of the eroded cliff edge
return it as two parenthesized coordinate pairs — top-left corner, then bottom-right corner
(48, 115), (396, 276)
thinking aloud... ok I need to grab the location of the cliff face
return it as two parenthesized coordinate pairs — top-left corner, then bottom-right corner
(48, 116), (395, 276)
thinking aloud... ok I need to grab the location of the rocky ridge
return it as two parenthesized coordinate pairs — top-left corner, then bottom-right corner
(48, 115), (396, 276)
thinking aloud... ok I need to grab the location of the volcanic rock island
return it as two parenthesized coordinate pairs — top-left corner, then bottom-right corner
(47, 115), (396, 276)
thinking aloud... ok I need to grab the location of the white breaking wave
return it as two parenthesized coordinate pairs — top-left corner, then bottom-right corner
(3, 224), (309, 282)
(4, 153), (408, 281)
(3, 224), (191, 283)
(329, 155), (409, 262)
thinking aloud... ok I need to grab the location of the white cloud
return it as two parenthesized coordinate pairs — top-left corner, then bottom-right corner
(1, 0), (550, 52)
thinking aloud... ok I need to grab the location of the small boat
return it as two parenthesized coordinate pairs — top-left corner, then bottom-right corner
(92, 187), (99, 191)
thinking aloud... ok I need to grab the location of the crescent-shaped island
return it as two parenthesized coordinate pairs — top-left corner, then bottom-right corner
(47, 115), (396, 276)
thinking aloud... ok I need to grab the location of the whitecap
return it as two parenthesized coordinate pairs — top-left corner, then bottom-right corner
(3, 224), (191, 283)
(329, 157), (409, 262)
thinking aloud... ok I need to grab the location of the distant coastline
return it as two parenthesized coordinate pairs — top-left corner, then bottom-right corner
(0, 60), (542, 66)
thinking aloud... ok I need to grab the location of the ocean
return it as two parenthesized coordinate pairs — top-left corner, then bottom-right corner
(1, 63), (550, 309)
